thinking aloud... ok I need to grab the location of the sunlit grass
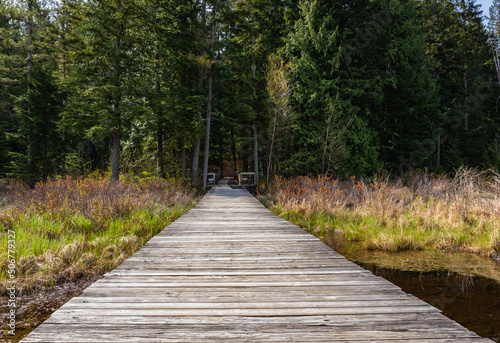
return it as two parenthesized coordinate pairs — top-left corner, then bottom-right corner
(0, 177), (197, 294)
(262, 167), (500, 258)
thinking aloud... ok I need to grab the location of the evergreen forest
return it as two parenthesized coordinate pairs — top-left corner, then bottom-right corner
(2, 0), (500, 186)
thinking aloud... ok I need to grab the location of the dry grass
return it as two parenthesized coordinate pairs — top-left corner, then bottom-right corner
(263, 167), (500, 258)
(0, 177), (197, 294)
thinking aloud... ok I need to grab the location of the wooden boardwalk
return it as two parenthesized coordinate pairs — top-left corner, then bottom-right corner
(22, 181), (492, 342)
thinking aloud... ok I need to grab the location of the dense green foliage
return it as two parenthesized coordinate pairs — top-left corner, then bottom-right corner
(0, 0), (499, 183)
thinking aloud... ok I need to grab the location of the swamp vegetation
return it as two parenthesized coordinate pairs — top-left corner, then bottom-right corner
(0, 177), (197, 295)
(262, 168), (500, 259)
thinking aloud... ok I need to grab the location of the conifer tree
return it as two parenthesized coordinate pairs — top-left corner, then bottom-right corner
(0, 1), (64, 183)
(455, 0), (495, 166)
(75, 0), (144, 181)
(230, 0), (275, 180)
(0, 9), (24, 177)
(369, 0), (442, 172)
(16, 62), (63, 182)
(158, 0), (200, 179)
(282, 0), (376, 177)
(424, 0), (496, 170)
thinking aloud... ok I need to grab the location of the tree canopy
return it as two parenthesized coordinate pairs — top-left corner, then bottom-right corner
(0, 0), (498, 184)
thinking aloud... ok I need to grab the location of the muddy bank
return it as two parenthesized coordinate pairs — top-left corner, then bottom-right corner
(0, 276), (100, 343)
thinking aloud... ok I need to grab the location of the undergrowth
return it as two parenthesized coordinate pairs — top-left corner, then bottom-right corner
(0, 177), (197, 294)
(262, 167), (500, 258)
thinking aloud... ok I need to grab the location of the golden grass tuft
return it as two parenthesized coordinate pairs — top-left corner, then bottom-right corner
(60, 241), (88, 264)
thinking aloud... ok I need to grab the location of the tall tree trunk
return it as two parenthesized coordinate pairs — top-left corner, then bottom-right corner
(27, 0), (34, 184)
(191, 140), (200, 182)
(266, 111), (277, 185)
(181, 136), (187, 179)
(60, 1), (68, 173)
(219, 150), (223, 179)
(253, 123), (259, 182)
(61, 61), (66, 173)
(231, 127), (237, 177)
(111, 130), (120, 181)
(111, 99), (121, 181)
(157, 126), (164, 177)
(251, 35), (256, 88)
(492, 42), (500, 85)
(251, 23), (259, 183)
(203, 69), (213, 187)
(203, 2), (216, 188)
(464, 71), (468, 132)
(155, 54), (164, 178)
(111, 1), (122, 181)
(192, 0), (206, 184)
(437, 135), (441, 166)
(322, 112), (332, 176)
(27, 0), (33, 96)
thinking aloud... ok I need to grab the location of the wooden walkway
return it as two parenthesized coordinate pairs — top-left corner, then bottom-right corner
(22, 181), (492, 342)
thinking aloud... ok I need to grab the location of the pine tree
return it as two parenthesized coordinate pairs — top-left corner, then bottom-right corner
(281, 0), (375, 177)
(157, 0), (204, 179)
(17, 62), (63, 182)
(75, 0), (144, 181)
(44, 0), (85, 175)
(455, 0), (495, 166)
(1, 1), (66, 183)
(424, 0), (496, 170)
(230, 0), (276, 181)
(0, 7), (25, 177)
(369, 0), (442, 172)
(488, 0), (500, 170)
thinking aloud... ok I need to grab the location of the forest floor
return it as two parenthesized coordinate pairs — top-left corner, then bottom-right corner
(260, 167), (500, 261)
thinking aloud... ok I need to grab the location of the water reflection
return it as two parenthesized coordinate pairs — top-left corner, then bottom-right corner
(319, 230), (500, 342)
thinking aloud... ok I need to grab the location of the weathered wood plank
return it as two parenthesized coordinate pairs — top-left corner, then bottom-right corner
(40, 312), (455, 326)
(104, 270), (370, 276)
(32, 306), (440, 317)
(21, 327), (491, 343)
(70, 294), (419, 302)
(27, 322), (470, 333)
(79, 285), (405, 296)
(60, 299), (431, 309)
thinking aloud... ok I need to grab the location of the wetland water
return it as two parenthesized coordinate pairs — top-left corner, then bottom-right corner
(321, 231), (500, 342)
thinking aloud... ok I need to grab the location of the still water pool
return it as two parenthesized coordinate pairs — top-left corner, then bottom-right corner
(320, 231), (500, 342)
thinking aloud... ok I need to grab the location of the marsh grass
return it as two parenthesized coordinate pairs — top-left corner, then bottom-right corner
(263, 167), (500, 258)
(0, 177), (197, 294)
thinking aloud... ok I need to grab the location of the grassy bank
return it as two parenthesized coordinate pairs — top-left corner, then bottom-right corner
(261, 168), (500, 259)
(0, 177), (197, 294)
